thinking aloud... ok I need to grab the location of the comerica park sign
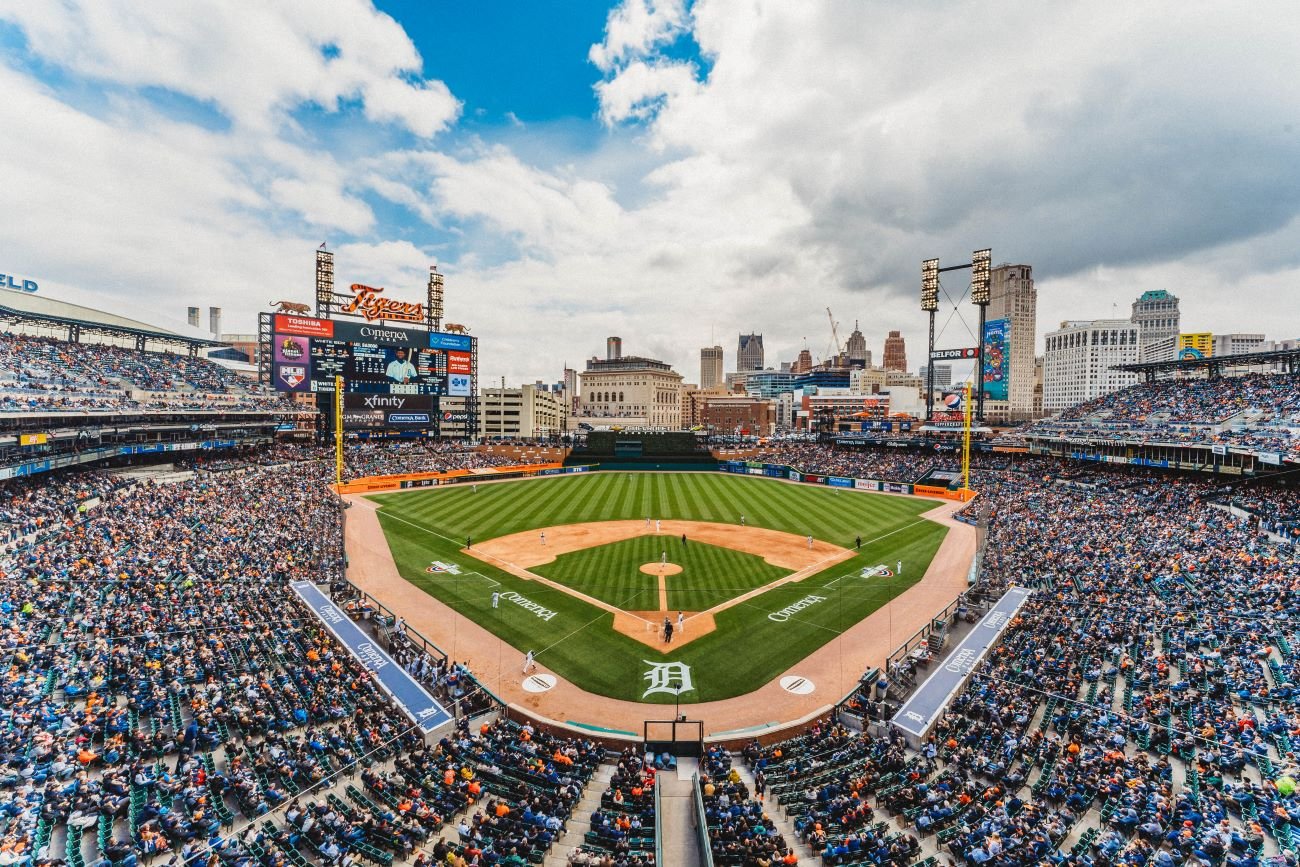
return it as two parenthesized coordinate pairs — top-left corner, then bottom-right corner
(0, 272), (38, 293)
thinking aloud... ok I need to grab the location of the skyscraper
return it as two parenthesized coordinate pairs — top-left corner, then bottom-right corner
(700, 345), (724, 389)
(883, 331), (907, 371)
(1044, 320), (1141, 412)
(606, 336), (623, 361)
(1130, 290), (1180, 352)
(845, 322), (869, 367)
(919, 364), (952, 389)
(986, 264), (1038, 422)
(792, 348), (813, 374)
(737, 333), (764, 371)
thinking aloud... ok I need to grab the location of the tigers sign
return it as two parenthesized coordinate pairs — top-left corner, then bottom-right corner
(339, 283), (425, 323)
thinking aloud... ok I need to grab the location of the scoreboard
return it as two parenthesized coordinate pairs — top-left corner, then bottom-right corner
(268, 313), (475, 431)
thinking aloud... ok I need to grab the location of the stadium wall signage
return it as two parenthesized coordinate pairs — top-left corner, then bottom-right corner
(0, 272), (38, 292)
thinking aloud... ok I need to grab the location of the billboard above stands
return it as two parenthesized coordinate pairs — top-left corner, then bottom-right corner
(274, 313), (335, 339)
(447, 351), (472, 374)
(982, 318), (1009, 401)
(342, 394), (436, 429)
(447, 373), (472, 396)
(429, 331), (473, 351)
(274, 362), (312, 391)
(330, 319), (429, 347)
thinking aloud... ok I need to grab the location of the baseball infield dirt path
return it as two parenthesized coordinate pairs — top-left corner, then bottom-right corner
(344, 484), (974, 739)
(463, 520), (855, 649)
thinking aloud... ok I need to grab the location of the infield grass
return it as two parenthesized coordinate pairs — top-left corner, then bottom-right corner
(532, 536), (792, 612)
(370, 472), (948, 704)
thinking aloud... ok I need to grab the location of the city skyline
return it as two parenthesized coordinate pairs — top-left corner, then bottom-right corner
(1, 2), (1298, 387)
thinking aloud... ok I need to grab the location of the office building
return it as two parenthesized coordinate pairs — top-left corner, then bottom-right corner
(1043, 319), (1142, 413)
(1130, 290), (1180, 352)
(745, 370), (795, 399)
(792, 348), (813, 374)
(577, 354), (684, 429)
(883, 331), (907, 371)
(1141, 335), (1178, 363)
(919, 364), (952, 390)
(737, 333), (764, 370)
(985, 264), (1038, 422)
(1213, 333), (1267, 356)
(479, 384), (565, 439)
(845, 323), (870, 367)
(1178, 332), (1214, 359)
(849, 367), (887, 395)
(701, 395), (776, 436)
(606, 336), (622, 361)
(700, 345), (724, 389)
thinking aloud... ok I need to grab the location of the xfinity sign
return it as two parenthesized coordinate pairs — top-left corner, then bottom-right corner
(0, 272), (38, 293)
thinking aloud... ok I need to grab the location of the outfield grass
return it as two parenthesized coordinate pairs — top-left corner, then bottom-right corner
(531, 536), (792, 612)
(371, 472), (948, 704)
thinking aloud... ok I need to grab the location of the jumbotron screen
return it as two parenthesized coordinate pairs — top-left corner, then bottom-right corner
(269, 314), (473, 399)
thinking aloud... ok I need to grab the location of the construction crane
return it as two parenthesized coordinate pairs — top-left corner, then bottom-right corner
(825, 307), (843, 364)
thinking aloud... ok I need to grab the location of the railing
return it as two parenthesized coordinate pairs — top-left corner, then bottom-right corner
(692, 772), (715, 867)
(327, 574), (505, 718)
(654, 775), (664, 867)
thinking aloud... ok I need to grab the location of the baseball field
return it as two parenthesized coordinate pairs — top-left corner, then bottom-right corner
(370, 472), (948, 704)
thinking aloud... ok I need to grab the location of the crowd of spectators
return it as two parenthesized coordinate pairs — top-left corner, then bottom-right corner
(0, 470), (126, 546)
(567, 748), (656, 865)
(701, 745), (800, 865)
(744, 444), (941, 484)
(0, 333), (290, 414)
(731, 449), (1300, 867)
(1021, 374), (1300, 460)
(0, 453), (605, 867)
(342, 441), (549, 480)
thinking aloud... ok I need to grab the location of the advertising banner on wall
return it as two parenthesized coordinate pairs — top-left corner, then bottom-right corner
(981, 318), (1009, 402)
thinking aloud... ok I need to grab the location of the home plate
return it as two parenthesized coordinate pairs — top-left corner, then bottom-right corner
(522, 673), (557, 693)
(779, 675), (815, 695)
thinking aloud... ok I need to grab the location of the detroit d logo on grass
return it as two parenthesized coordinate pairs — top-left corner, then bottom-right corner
(642, 661), (694, 699)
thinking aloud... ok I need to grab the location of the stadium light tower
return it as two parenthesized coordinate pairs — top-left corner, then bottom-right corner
(970, 249), (991, 421)
(920, 248), (991, 423)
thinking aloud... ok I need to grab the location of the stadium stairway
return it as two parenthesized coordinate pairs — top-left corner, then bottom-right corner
(543, 762), (615, 866)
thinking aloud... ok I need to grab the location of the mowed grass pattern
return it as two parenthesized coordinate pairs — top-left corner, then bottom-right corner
(371, 473), (948, 704)
(532, 536), (791, 612)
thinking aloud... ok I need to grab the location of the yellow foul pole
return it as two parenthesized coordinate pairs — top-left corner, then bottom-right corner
(961, 380), (973, 500)
(334, 375), (344, 486)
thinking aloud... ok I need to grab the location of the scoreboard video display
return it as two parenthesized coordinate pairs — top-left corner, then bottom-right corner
(270, 314), (474, 399)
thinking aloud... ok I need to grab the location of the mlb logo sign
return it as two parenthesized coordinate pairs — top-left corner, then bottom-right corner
(278, 365), (307, 389)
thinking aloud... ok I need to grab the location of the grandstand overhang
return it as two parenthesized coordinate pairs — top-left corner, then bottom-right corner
(1112, 347), (1300, 381)
(0, 290), (224, 353)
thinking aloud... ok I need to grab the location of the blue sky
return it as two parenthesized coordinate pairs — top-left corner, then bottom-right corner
(375, 0), (615, 126)
(0, 1), (1297, 386)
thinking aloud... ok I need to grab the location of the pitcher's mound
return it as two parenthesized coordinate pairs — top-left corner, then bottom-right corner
(639, 562), (683, 575)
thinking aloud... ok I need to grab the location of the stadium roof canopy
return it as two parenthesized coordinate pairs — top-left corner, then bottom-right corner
(0, 287), (222, 350)
(1112, 347), (1300, 380)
